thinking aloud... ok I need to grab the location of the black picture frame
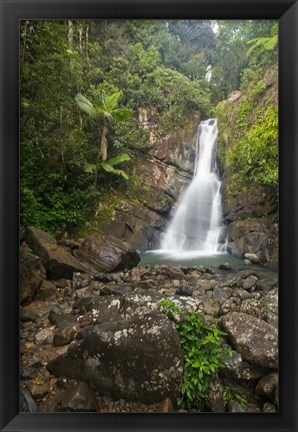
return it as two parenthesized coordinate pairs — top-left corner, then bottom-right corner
(1, 0), (297, 431)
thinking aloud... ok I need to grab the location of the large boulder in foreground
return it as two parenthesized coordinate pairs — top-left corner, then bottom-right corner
(76, 233), (140, 273)
(24, 226), (87, 279)
(20, 242), (46, 303)
(221, 312), (278, 369)
(47, 295), (183, 404)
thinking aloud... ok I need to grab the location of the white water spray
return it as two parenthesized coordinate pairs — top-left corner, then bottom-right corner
(160, 119), (227, 254)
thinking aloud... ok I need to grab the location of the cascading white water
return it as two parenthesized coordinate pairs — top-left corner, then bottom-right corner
(160, 118), (227, 254)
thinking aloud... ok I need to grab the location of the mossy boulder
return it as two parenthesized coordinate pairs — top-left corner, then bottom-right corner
(221, 312), (278, 369)
(47, 295), (183, 404)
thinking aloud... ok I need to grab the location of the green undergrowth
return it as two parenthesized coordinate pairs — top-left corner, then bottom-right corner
(216, 63), (278, 196)
(158, 299), (233, 412)
(73, 192), (118, 239)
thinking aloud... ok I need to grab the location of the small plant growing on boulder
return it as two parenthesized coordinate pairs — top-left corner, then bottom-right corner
(223, 385), (248, 409)
(158, 299), (233, 412)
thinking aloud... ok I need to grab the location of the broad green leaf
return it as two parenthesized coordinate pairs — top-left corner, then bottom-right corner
(100, 162), (129, 180)
(104, 91), (122, 111)
(107, 153), (131, 166)
(83, 163), (96, 173)
(75, 94), (96, 117)
(100, 162), (115, 173)
(95, 91), (105, 107)
(103, 112), (113, 121)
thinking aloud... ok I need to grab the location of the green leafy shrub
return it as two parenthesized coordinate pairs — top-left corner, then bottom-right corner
(113, 117), (152, 151)
(226, 105), (278, 189)
(158, 299), (233, 411)
(246, 22), (278, 64)
(216, 61), (278, 197)
(20, 168), (100, 234)
(20, 186), (43, 228)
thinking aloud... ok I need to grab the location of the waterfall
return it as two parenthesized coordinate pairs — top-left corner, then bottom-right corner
(160, 118), (227, 254)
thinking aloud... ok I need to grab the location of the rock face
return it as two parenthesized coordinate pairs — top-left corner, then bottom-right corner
(221, 350), (243, 380)
(256, 372), (278, 405)
(227, 219), (278, 267)
(206, 375), (225, 412)
(33, 280), (57, 302)
(47, 295), (183, 404)
(24, 226), (87, 279)
(22, 225), (141, 289)
(20, 388), (38, 412)
(24, 225), (57, 250)
(20, 242), (46, 303)
(91, 123), (198, 252)
(40, 383), (97, 412)
(221, 312), (278, 369)
(41, 244), (88, 279)
(76, 233), (140, 273)
(223, 185), (277, 224)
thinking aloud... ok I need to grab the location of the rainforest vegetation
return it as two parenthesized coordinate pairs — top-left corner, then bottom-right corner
(20, 19), (278, 234)
(19, 20), (279, 413)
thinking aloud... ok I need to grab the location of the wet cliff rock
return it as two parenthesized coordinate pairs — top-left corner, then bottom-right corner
(75, 233), (140, 272)
(227, 219), (278, 267)
(20, 242), (46, 303)
(24, 226), (88, 279)
(87, 120), (198, 252)
(24, 226), (140, 279)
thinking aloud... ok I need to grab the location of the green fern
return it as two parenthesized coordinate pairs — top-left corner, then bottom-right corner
(246, 35), (278, 57)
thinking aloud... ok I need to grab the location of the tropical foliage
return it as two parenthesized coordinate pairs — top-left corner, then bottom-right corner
(20, 19), (278, 233)
(216, 39), (278, 197)
(158, 299), (233, 411)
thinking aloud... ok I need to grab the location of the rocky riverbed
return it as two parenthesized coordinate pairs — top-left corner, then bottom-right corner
(20, 226), (278, 413)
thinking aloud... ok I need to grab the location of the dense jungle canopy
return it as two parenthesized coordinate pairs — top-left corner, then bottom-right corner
(20, 19), (278, 235)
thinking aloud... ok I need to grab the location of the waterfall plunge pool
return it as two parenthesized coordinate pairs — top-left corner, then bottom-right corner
(139, 250), (253, 271)
(139, 119), (271, 273)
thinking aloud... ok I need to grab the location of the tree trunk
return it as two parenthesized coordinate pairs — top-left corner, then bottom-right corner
(68, 20), (74, 51)
(100, 124), (108, 161)
(86, 23), (89, 59)
(94, 124), (108, 186)
(68, 20), (75, 76)
(78, 23), (83, 53)
(21, 20), (29, 62)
